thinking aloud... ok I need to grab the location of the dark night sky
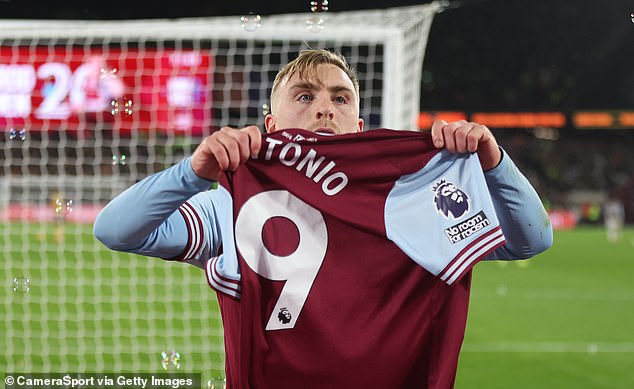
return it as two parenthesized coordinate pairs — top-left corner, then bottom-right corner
(2, 0), (634, 112)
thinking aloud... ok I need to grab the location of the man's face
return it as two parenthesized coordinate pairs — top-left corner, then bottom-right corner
(265, 64), (364, 135)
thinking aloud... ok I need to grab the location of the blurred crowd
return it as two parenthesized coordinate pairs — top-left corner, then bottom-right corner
(496, 130), (634, 224)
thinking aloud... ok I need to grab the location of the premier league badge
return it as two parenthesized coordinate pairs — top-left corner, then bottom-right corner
(432, 179), (470, 219)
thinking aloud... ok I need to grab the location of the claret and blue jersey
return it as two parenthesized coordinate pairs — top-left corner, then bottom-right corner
(94, 128), (553, 389)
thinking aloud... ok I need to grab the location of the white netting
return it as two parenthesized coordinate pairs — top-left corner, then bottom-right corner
(0, 3), (442, 377)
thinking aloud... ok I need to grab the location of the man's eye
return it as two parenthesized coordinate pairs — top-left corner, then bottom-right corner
(299, 94), (313, 102)
(334, 96), (347, 104)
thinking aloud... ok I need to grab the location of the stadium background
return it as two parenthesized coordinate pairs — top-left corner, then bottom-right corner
(4, 0), (630, 223)
(1, 0), (633, 388)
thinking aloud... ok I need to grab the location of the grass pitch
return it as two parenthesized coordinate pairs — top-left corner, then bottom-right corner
(2, 223), (633, 387)
(457, 226), (634, 388)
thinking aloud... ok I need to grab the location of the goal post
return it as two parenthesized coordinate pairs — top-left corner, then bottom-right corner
(0, 2), (444, 376)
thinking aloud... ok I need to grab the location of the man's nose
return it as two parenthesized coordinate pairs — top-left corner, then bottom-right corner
(315, 96), (334, 120)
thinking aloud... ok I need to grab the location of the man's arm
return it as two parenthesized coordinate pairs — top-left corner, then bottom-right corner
(93, 157), (218, 266)
(94, 125), (262, 266)
(483, 149), (553, 259)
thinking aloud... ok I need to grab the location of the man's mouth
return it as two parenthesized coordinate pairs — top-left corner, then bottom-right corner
(315, 127), (336, 134)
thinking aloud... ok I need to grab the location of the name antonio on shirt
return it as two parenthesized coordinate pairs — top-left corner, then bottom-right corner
(261, 137), (349, 196)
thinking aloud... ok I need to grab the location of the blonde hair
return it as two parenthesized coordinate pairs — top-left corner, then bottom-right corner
(269, 49), (360, 112)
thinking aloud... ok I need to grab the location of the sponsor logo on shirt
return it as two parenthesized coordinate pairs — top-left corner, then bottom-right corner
(444, 211), (491, 243)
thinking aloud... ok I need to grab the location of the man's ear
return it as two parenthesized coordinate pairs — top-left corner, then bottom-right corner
(265, 114), (277, 134)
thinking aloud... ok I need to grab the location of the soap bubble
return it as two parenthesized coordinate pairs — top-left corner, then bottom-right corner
(8, 128), (27, 141)
(13, 277), (30, 294)
(310, 0), (329, 13)
(171, 351), (181, 369)
(207, 378), (226, 389)
(241, 14), (262, 32)
(161, 351), (181, 370)
(122, 98), (133, 115)
(306, 14), (324, 33)
(110, 99), (120, 115)
(98, 66), (125, 98)
(111, 154), (127, 166)
(161, 351), (170, 370)
(109, 97), (133, 116)
(54, 198), (73, 218)
(307, 0), (328, 32)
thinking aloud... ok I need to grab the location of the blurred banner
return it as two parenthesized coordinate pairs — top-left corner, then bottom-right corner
(548, 210), (578, 230)
(0, 46), (212, 134)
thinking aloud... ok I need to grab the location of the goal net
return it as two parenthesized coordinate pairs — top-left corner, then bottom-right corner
(0, 2), (443, 378)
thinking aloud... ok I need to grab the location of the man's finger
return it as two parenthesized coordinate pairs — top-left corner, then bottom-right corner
(244, 125), (262, 158)
(431, 119), (447, 148)
(466, 124), (486, 153)
(441, 121), (461, 153)
(214, 131), (242, 171)
(222, 127), (252, 165)
(454, 122), (475, 153)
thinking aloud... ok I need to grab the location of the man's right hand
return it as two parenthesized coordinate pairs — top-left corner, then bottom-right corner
(191, 125), (262, 181)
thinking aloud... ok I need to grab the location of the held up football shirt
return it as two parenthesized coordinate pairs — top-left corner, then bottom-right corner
(195, 128), (506, 388)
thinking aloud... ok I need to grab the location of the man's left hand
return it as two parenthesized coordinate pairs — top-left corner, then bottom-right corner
(430, 119), (502, 171)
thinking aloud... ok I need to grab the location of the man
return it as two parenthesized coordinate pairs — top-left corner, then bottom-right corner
(94, 49), (552, 388)
(604, 197), (625, 243)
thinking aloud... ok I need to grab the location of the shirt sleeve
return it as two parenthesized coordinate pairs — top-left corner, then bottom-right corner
(483, 148), (553, 260)
(385, 150), (507, 285)
(93, 157), (225, 269)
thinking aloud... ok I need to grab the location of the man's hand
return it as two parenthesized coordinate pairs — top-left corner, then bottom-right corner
(191, 125), (262, 181)
(430, 119), (502, 171)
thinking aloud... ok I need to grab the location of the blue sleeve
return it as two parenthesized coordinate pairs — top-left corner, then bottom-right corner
(484, 148), (553, 260)
(93, 157), (224, 268)
(385, 150), (506, 284)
